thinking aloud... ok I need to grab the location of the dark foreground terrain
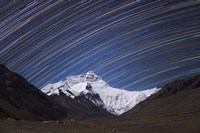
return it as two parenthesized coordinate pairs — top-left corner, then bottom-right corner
(0, 119), (120, 133)
(1, 112), (200, 133)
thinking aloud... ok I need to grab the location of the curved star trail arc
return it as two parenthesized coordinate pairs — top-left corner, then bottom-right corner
(1, 0), (200, 90)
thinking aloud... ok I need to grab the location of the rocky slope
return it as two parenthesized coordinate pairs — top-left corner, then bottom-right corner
(0, 64), (68, 120)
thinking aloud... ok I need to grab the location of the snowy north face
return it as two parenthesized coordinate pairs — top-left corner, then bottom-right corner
(41, 71), (160, 115)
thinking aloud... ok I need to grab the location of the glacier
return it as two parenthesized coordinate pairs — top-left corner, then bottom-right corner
(42, 71), (160, 115)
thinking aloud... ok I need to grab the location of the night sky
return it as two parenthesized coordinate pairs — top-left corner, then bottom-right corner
(1, 0), (200, 91)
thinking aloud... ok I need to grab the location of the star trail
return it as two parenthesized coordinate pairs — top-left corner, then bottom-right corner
(1, 0), (200, 90)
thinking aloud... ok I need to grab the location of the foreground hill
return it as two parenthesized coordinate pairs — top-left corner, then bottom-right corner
(0, 64), (68, 120)
(105, 74), (200, 133)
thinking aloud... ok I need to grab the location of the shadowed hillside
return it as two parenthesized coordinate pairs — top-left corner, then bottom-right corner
(100, 74), (200, 133)
(0, 64), (69, 120)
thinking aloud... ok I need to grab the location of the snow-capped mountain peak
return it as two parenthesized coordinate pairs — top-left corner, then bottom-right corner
(83, 71), (101, 81)
(63, 71), (101, 84)
(41, 72), (160, 115)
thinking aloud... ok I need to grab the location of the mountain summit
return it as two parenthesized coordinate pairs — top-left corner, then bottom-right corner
(42, 71), (159, 115)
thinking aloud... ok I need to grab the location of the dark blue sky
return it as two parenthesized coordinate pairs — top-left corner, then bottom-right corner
(1, 0), (200, 90)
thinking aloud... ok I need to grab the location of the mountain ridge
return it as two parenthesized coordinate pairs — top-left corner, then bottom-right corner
(42, 71), (160, 115)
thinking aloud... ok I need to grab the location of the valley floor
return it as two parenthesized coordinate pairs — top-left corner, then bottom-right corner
(0, 119), (119, 133)
(1, 113), (200, 133)
(107, 114), (200, 133)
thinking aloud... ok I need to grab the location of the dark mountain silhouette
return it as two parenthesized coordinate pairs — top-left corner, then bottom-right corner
(0, 64), (68, 120)
(0, 64), (111, 120)
(50, 91), (112, 119)
(103, 74), (200, 133)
